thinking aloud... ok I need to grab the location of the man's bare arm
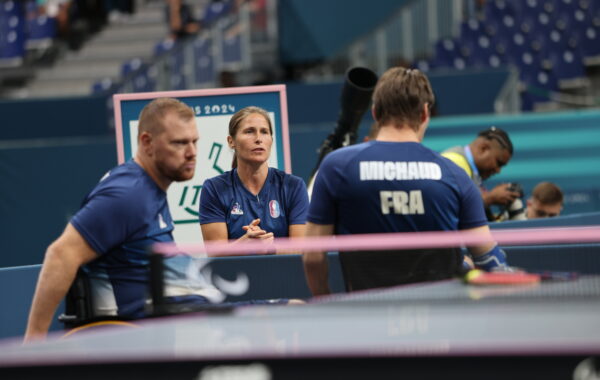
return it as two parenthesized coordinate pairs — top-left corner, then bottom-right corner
(24, 223), (97, 342)
(302, 222), (334, 296)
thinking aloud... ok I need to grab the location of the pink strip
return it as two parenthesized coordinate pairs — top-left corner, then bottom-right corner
(113, 95), (125, 164)
(112, 85), (286, 101)
(153, 226), (600, 256)
(278, 87), (292, 173)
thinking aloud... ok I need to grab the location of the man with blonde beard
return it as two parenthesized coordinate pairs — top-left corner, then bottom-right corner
(25, 98), (199, 340)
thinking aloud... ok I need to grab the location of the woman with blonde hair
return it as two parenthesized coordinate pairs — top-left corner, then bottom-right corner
(199, 106), (309, 244)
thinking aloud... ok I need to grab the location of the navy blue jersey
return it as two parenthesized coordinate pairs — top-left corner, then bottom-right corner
(71, 160), (184, 318)
(199, 167), (309, 239)
(308, 141), (488, 234)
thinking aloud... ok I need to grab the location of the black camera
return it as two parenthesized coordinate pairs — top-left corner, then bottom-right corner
(501, 183), (526, 221)
(506, 183), (524, 198)
(312, 67), (378, 175)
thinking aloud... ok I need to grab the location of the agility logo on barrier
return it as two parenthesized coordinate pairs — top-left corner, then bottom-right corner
(113, 86), (291, 245)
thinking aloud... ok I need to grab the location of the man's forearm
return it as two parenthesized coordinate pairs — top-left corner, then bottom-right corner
(24, 248), (80, 341)
(303, 251), (331, 296)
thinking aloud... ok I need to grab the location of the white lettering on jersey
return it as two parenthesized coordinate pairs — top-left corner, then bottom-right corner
(380, 190), (425, 215)
(360, 161), (441, 181)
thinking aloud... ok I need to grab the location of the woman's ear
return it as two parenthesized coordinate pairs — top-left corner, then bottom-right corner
(227, 135), (234, 149)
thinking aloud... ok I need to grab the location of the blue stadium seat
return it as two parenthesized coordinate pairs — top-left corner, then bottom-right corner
(459, 18), (483, 44)
(521, 67), (559, 110)
(587, 0), (600, 19)
(517, 50), (544, 81)
(413, 58), (432, 72)
(553, 47), (586, 82)
(552, 0), (578, 17)
(580, 26), (600, 60)
(194, 36), (215, 84)
(221, 20), (242, 66)
(168, 49), (186, 90)
(555, 6), (591, 41)
(121, 58), (156, 92)
(0, 0), (25, 66)
(486, 13), (518, 64)
(536, 28), (586, 83)
(497, 32), (532, 66)
(132, 69), (155, 93)
(91, 78), (115, 94)
(169, 73), (185, 90)
(121, 57), (143, 77)
(485, 11), (520, 39)
(202, 0), (233, 27)
(432, 37), (461, 68)
(485, 0), (518, 21)
(0, 0), (21, 17)
(154, 39), (175, 56)
(26, 14), (57, 47)
(465, 35), (502, 68)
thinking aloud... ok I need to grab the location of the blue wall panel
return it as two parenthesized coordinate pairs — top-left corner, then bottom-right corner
(0, 96), (110, 139)
(0, 138), (117, 267)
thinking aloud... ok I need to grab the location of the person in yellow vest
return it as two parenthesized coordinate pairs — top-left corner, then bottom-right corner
(442, 127), (521, 221)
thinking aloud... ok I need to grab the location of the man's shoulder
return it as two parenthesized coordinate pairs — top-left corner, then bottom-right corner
(93, 161), (160, 200)
(323, 141), (373, 163)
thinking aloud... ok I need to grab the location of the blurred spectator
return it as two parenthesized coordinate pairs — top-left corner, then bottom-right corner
(219, 70), (237, 87)
(75, 0), (107, 33)
(105, 0), (134, 23)
(36, 0), (72, 39)
(526, 182), (563, 219)
(165, 0), (200, 40)
(31, 0), (109, 49)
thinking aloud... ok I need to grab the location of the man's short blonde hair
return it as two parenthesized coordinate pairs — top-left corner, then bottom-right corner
(532, 182), (563, 205)
(137, 98), (195, 137)
(372, 67), (435, 131)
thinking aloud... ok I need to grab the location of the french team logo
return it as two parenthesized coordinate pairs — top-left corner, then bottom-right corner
(231, 202), (244, 215)
(269, 200), (280, 218)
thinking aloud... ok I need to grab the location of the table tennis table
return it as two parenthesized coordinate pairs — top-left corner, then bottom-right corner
(1, 275), (599, 379)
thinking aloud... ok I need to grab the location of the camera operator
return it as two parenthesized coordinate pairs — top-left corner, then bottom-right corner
(442, 127), (521, 221)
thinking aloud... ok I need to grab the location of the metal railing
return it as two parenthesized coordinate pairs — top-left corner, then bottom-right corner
(112, 0), (278, 95)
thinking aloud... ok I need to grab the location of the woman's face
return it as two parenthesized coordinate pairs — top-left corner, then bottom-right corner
(228, 113), (273, 166)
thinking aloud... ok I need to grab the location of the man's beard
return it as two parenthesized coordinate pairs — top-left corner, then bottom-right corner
(159, 162), (195, 182)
